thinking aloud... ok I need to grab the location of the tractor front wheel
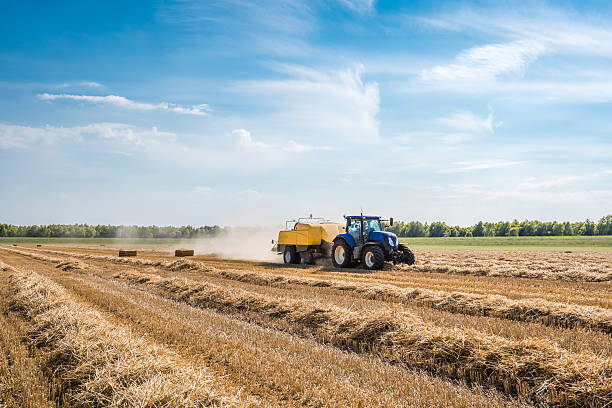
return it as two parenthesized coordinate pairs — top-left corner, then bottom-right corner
(362, 246), (385, 270)
(331, 240), (352, 268)
(398, 244), (415, 265)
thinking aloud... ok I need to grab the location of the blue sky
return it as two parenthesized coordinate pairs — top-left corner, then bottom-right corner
(1, 0), (611, 226)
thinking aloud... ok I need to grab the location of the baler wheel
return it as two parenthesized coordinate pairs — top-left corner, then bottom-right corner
(283, 246), (300, 264)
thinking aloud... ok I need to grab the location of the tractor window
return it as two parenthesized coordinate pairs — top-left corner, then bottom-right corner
(347, 219), (362, 242)
(363, 219), (382, 237)
(366, 219), (382, 232)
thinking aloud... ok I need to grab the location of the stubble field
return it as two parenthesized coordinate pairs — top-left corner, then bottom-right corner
(0, 243), (610, 407)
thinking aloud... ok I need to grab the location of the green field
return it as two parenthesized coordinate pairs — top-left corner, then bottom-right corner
(1, 235), (611, 252)
(399, 235), (612, 251)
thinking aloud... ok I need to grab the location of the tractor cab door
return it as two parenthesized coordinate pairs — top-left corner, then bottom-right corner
(347, 218), (363, 244)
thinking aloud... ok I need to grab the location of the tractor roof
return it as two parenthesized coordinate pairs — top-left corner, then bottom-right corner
(346, 215), (381, 220)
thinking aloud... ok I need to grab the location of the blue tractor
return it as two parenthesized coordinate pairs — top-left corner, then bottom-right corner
(331, 215), (415, 270)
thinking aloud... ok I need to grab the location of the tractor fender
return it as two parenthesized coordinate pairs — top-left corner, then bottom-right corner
(333, 233), (356, 248)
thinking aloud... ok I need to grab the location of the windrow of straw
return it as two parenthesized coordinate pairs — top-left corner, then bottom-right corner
(0, 262), (54, 408)
(4, 263), (252, 408)
(8, 246), (612, 335)
(114, 269), (612, 407)
(405, 250), (612, 282)
(7, 244), (612, 282)
(406, 263), (612, 282)
(166, 261), (612, 334)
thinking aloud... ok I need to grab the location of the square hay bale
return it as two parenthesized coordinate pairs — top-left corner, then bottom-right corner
(175, 249), (195, 257)
(118, 250), (137, 257)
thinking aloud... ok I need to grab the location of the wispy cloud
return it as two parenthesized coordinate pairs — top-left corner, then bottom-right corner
(57, 81), (103, 89)
(232, 128), (334, 153)
(436, 159), (520, 173)
(283, 140), (335, 152)
(0, 122), (175, 149)
(417, 8), (612, 102)
(442, 182), (612, 204)
(37, 93), (211, 116)
(236, 64), (380, 143)
(232, 128), (269, 148)
(338, 0), (376, 14)
(436, 106), (497, 133)
(421, 40), (545, 82)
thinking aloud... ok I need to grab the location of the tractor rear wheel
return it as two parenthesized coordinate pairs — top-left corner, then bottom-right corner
(283, 246), (301, 264)
(362, 246), (384, 270)
(331, 240), (352, 268)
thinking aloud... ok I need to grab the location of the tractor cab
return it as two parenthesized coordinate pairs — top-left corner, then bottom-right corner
(345, 215), (386, 244)
(332, 215), (415, 270)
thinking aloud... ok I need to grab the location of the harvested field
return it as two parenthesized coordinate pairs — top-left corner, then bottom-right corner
(1, 244), (611, 407)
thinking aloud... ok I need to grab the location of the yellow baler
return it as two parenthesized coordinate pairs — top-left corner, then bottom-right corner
(274, 219), (345, 264)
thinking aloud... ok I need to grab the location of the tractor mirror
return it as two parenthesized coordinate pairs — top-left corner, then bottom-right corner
(389, 217), (394, 226)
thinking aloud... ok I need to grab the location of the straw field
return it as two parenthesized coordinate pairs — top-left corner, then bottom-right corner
(0, 244), (610, 407)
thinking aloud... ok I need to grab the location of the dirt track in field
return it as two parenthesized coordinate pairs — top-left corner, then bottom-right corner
(1, 244), (611, 407)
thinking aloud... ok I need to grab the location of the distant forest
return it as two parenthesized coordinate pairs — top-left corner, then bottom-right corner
(386, 215), (612, 237)
(0, 215), (611, 238)
(0, 224), (223, 239)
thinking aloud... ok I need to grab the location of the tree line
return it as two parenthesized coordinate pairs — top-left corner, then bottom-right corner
(0, 224), (223, 239)
(385, 215), (612, 237)
(1, 215), (611, 239)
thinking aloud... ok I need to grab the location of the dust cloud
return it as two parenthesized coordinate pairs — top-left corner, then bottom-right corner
(182, 227), (282, 262)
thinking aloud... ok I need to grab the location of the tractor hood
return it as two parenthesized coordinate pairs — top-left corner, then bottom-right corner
(369, 230), (398, 247)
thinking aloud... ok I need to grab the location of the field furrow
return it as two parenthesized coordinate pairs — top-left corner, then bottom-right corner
(6, 245), (612, 356)
(9, 246), (612, 334)
(3, 245), (611, 407)
(0, 251), (530, 408)
(0, 264), (54, 408)
(106, 268), (611, 406)
(0, 260), (257, 408)
(23, 246), (612, 308)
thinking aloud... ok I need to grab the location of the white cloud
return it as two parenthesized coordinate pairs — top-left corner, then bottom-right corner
(436, 159), (520, 173)
(232, 128), (334, 153)
(37, 93), (211, 116)
(193, 186), (213, 194)
(0, 123), (74, 148)
(421, 40), (545, 82)
(338, 0), (376, 14)
(283, 140), (334, 152)
(232, 129), (269, 148)
(236, 64), (380, 144)
(518, 170), (612, 190)
(436, 106), (497, 133)
(417, 9), (612, 101)
(0, 122), (175, 149)
(419, 9), (612, 57)
(443, 182), (612, 204)
(518, 176), (582, 190)
(57, 81), (103, 89)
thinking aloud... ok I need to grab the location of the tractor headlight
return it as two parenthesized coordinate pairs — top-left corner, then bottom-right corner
(388, 236), (395, 246)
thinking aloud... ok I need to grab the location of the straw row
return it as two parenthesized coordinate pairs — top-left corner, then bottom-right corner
(0, 262), (54, 408)
(170, 261), (612, 334)
(4, 262), (251, 407)
(9, 246), (611, 334)
(113, 269), (612, 407)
